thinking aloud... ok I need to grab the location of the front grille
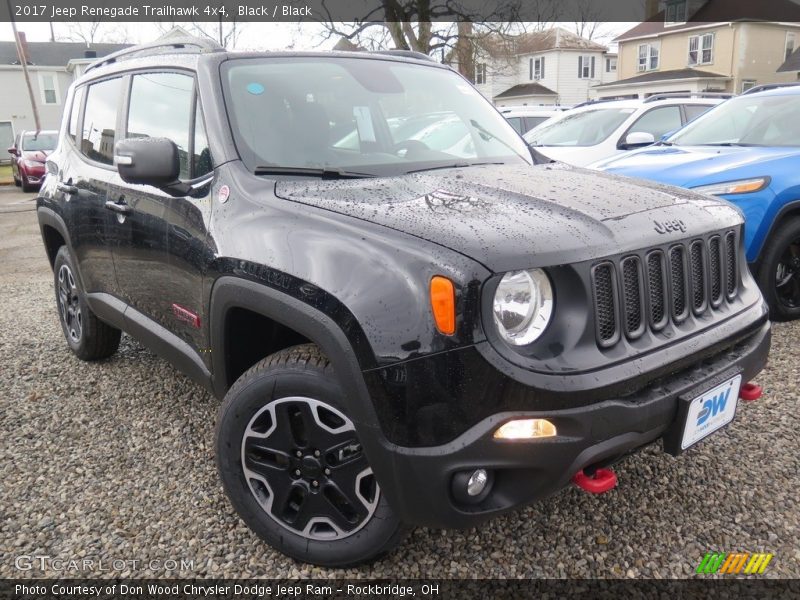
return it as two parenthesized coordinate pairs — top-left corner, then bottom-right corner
(591, 229), (741, 347)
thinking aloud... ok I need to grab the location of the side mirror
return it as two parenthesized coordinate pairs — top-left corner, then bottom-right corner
(114, 137), (188, 195)
(622, 131), (656, 149)
(7, 146), (18, 156)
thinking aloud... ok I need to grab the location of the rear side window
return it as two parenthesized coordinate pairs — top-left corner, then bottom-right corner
(68, 86), (84, 142)
(683, 104), (712, 122)
(127, 72), (194, 179)
(81, 78), (122, 165)
(629, 106), (682, 139)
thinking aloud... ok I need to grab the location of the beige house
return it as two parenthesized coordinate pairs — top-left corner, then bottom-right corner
(594, 0), (800, 99)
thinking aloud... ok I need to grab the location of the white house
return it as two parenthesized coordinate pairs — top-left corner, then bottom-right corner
(472, 28), (618, 107)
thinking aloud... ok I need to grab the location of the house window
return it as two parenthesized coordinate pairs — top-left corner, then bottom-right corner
(688, 33), (715, 65)
(665, 0), (687, 24)
(606, 57), (617, 72)
(530, 56), (545, 80)
(638, 44), (660, 72)
(475, 63), (487, 85)
(39, 72), (59, 105)
(578, 55), (596, 79)
(786, 32), (796, 62)
(741, 79), (757, 93)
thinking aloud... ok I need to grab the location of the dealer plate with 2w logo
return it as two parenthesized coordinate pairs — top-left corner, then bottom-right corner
(680, 374), (742, 450)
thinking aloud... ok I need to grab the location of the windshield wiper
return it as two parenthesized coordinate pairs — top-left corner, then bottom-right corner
(405, 161), (506, 175)
(702, 142), (762, 147)
(253, 166), (375, 179)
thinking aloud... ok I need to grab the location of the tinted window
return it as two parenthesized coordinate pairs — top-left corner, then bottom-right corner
(629, 106), (682, 139)
(505, 116), (523, 133)
(127, 72), (194, 179)
(192, 100), (212, 178)
(81, 78), (122, 165)
(68, 86), (84, 142)
(683, 104), (712, 122)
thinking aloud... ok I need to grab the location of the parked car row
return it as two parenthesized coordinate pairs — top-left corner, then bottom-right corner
(514, 84), (800, 321)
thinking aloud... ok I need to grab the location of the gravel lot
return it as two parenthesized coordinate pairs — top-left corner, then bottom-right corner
(1, 187), (798, 579)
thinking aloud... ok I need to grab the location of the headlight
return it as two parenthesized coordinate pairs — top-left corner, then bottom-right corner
(22, 159), (44, 168)
(492, 268), (554, 345)
(692, 177), (769, 196)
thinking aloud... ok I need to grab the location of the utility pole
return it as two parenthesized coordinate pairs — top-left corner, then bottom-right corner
(7, 0), (42, 132)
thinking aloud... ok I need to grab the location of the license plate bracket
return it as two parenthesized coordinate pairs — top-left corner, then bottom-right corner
(663, 371), (742, 456)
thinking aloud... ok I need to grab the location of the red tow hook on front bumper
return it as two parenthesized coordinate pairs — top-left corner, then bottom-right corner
(740, 382), (762, 401)
(572, 468), (617, 494)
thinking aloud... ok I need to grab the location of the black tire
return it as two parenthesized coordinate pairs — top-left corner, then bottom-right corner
(53, 246), (121, 360)
(13, 174), (21, 187)
(216, 344), (407, 567)
(21, 178), (35, 193)
(757, 217), (800, 321)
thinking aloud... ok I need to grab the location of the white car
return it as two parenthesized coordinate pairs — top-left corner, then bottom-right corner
(499, 106), (567, 135)
(523, 94), (728, 167)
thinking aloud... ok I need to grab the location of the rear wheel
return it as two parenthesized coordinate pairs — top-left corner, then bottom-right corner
(53, 246), (121, 360)
(215, 344), (406, 567)
(757, 218), (800, 321)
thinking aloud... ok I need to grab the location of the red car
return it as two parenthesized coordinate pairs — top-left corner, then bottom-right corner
(8, 130), (57, 192)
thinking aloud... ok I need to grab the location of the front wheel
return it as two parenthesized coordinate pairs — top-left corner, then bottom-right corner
(757, 218), (800, 321)
(215, 344), (407, 567)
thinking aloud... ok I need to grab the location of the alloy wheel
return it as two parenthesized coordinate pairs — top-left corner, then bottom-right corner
(241, 397), (379, 540)
(57, 264), (82, 342)
(775, 238), (800, 310)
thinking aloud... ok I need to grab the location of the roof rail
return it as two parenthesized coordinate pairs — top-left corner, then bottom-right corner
(571, 97), (620, 109)
(643, 92), (734, 103)
(373, 49), (435, 62)
(742, 82), (800, 95)
(85, 37), (225, 74)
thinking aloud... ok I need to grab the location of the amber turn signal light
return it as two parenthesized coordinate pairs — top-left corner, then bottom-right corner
(430, 276), (456, 335)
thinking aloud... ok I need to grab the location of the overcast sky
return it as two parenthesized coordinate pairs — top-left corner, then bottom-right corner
(1, 21), (633, 51)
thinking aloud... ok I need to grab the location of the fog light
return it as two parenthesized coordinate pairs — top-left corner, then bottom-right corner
(467, 469), (489, 496)
(494, 418), (556, 440)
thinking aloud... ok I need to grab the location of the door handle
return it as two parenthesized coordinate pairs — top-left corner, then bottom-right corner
(104, 199), (132, 214)
(57, 182), (78, 195)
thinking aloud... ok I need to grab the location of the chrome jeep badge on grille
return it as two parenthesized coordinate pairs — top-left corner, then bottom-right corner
(653, 219), (687, 234)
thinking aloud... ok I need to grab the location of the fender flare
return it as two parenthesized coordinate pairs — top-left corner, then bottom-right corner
(751, 199), (800, 267)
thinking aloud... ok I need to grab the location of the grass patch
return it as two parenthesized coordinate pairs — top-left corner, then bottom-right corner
(0, 164), (11, 179)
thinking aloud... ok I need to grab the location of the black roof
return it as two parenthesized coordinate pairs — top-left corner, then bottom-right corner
(594, 68), (729, 88)
(778, 48), (800, 72)
(0, 41), (131, 67)
(494, 82), (557, 99)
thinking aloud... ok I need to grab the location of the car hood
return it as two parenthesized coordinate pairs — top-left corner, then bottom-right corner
(275, 163), (741, 272)
(21, 150), (50, 162)
(593, 144), (800, 187)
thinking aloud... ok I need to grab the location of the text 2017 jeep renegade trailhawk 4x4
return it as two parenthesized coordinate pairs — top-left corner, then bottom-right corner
(37, 39), (770, 566)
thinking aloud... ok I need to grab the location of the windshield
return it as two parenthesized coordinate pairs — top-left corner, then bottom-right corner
(223, 57), (531, 177)
(22, 133), (57, 151)
(524, 108), (635, 146)
(670, 94), (800, 147)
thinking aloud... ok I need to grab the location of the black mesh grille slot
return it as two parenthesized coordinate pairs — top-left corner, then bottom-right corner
(725, 231), (738, 298)
(708, 236), (723, 307)
(592, 263), (618, 346)
(669, 246), (688, 322)
(690, 241), (707, 314)
(621, 256), (644, 338)
(646, 251), (668, 330)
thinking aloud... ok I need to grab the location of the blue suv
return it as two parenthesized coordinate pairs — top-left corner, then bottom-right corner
(594, 83), (800, 321)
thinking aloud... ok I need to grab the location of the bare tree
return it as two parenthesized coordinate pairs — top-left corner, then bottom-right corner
(58, 22), (129, 45)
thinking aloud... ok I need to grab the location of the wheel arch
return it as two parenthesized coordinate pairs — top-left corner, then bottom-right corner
(37, 206), (72, 270)
(751, 199), (800, 268)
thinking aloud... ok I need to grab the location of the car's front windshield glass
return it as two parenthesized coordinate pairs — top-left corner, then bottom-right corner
(22, 133), (57, 151)
(223, 57), (532, 177)
(524, 108), (635, 146)
(670, 94), (800, 147)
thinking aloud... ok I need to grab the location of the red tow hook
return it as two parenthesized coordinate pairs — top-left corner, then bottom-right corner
(572, 468), (617, 494)
(739, 382), (762, 402)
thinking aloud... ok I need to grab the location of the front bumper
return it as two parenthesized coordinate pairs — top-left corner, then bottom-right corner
(370, 318), (769, 529)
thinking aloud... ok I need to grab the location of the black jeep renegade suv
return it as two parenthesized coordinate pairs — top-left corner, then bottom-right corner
(37, 39), (770, 566)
